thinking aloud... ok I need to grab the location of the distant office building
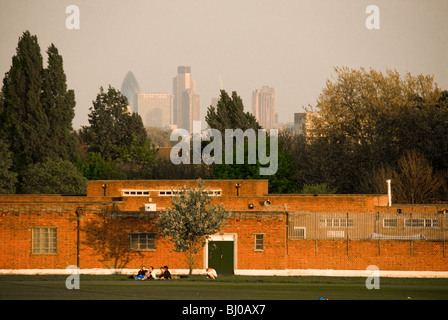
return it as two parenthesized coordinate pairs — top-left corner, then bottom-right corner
(173, 66), (200, 132)
(252, 86), (277, 130)
(137, 93), (173, 128)
(121, 71), (141, 113)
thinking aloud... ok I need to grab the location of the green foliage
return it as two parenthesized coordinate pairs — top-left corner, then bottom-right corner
(300, 183), (337, 195)
(0, 139), (18, 194)
(206, 90), (295, 193)
(77, 152), (124, 181)
(0, 31), (80, 194)
(41, 44), (78, 162)
(80, 86), (148, 161)
(157, 181), (230, 274)
(0, 31), (79, 174)
(211, 138), (297, 194)
(0, 31), (47, 172)
(21, 157), (87, 194)
(206, 90), (260, 133)
(79, 86), (156, 180)
(302, 67), (448, 195)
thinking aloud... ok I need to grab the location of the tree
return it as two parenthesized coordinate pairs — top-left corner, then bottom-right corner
(206, 90), (260, 133)
(79, 86), (156, 179)
(206, 90), (296, 193)
(0, 139), (18, 194)
(77, 152), (124, 181)
(361, 151), (446, 204)
(40, 44), (78, 162)
(0, 31), (80, 194)
(300, 183), (337, 195)
(0, 31), (48, 173)
(80, 86), (148, 160)
(156, 181), (230, 275)
(304, 67), (446, 194)
(392, 150), (445, 204)
(21, 157), (87, 194)
(211, 138), (297, 193)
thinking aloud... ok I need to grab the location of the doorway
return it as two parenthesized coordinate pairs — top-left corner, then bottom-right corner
(207, 240), (234, 275)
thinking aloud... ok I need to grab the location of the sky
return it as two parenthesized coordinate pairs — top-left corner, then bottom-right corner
(1, 0), (447, 130)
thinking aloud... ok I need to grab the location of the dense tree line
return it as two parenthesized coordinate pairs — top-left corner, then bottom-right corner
(0, 31), (155, 194)
(0, 31), (84, 194)
(288, 67), (448, 203)
(1, 31), (447, 203)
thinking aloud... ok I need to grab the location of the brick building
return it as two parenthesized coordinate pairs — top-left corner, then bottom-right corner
(1, 180), (447, 276)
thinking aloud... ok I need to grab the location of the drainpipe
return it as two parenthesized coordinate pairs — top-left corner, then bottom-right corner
(76, 207), (83, 268)
(386, 180), (392, 207)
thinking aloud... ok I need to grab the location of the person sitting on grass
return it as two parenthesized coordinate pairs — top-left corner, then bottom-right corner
(146, 266), (158, 280)
(133, 266), (148, 280)
(206, 268), (217, 279)
(159, 266), (172, 279)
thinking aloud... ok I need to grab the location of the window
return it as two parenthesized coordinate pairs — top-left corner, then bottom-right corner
(383, 219), (398, 228)
(121, 190), (150, 196)
(129, 233), (156, 251)
(254, 234), (264, 251)
(405, 219), (438, 228)
(32, 227), (57, 254)
(290, 227), (306, 239)
(327, 230), (345, 238)
(320, 218), (354, 228)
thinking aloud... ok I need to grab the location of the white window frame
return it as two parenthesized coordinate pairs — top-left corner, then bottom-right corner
(253, 233), (265, 251)
(31, 227), (57, 255)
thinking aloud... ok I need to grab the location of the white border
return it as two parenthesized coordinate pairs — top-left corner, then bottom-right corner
(1, 268), (448, 278)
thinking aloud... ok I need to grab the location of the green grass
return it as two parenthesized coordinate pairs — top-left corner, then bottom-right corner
(1, 274), (448, 300)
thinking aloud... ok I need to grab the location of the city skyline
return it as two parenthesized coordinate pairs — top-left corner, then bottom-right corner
(1, 0), (447, 130)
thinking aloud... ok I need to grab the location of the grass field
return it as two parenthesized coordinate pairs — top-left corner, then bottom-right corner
(1, 274), (448, 301)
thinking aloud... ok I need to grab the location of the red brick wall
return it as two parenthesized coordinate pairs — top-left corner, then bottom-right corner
(0, 210), (78, 269)
(0, 182), (447, 273)
(286, 239), (448, 271)
(87, 179), (269, 197)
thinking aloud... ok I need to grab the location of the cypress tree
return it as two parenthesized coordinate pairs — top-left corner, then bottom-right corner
(41, 44), (78, 162)
(0, 31), (49, 173)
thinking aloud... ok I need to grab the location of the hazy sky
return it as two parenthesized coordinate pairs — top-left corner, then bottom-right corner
(1, 0), (447, 129)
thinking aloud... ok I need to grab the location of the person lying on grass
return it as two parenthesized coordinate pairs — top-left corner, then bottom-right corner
(206, 268), (217, 279)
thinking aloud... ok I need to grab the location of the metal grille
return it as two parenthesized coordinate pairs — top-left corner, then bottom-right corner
(288, 212), (448, 241)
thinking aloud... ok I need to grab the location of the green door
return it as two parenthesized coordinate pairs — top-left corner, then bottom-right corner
(208, 241), (234, 275)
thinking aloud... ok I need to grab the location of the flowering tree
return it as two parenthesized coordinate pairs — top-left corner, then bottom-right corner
(157, 181), (230, 275)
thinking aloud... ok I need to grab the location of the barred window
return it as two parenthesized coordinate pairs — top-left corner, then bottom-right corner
(383, 219), (398, 228)
(320, 218), (354, 228)
(405, 219), (438, 228)
(254, 234), (264, 251)
(32, 227), (57, 254)
(290, 227), (306, 240)
(129, 233), (156, 251)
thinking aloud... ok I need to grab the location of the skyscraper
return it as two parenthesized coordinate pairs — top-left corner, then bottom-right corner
(137, 93), (173, 128)
(121, 71), (141, 113)
(173, 66), (200, 132)
(252, 86), (277, 130)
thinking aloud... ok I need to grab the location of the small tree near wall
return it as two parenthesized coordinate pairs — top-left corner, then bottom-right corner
(157, 181), (230, 275)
